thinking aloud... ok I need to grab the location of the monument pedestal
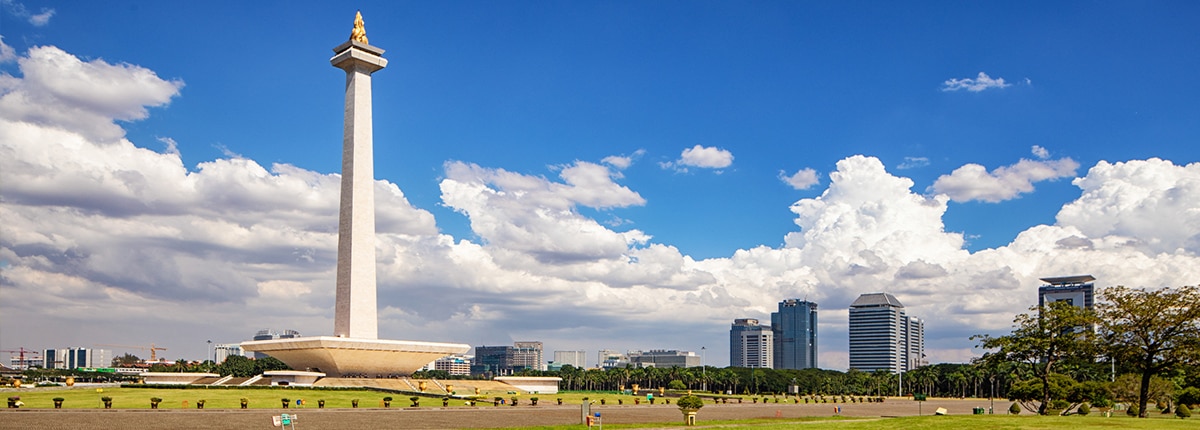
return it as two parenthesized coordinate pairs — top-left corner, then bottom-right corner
(241, 336), (469, 377)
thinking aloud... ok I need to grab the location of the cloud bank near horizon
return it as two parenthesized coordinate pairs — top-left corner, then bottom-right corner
(3, 41), (1199, 368)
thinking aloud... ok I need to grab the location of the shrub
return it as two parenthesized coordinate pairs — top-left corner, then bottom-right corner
(1177, 387), (1200, 408)
(1176, 404), (1191, 418)
(1127, 404), (1140, 416)
(676, 395), (704, 410)
(409, 396), (420, 407)
(1078, 403), (1090, 415)
(1009, 402), (1021, 415)
(1092, 397), (1113, 409)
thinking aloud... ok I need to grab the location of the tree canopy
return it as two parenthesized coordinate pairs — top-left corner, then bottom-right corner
(974, 301), (1097, 415)
(1097, 285), (1200, 418)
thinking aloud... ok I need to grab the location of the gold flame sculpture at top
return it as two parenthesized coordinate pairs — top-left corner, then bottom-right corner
(350, 11), (368, 44)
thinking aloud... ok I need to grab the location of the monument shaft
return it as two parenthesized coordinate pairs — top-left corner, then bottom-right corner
(332, 39), (387, 339)
(239, 13), (470, 377)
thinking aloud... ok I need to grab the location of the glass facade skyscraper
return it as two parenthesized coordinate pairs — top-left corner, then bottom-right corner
(771, 299), (818, 369)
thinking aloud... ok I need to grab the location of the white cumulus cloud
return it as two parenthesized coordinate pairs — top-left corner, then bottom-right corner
(0, 45), (184, 143)
(3, 42), (1199, 370)
(779, 168), (819, 190)
(897, 156), (930, 170)
(932, 158), (1079, 202)
(942, 72), (1011, 92)
(661, 145), (733, 172)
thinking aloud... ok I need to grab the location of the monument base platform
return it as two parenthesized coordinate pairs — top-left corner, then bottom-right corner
(240, 336), (469, 377)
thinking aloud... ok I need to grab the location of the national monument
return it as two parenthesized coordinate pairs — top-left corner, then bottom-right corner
(241, 12), (470, 377)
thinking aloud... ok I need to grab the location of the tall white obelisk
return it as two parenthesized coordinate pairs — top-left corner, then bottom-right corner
(241, 12), (469, 377)
(331, 11), (386, 339)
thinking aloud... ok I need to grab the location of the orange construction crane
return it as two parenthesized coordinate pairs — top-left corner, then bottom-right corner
(95, 343), (168, 362)
(1, 347), (41, 369)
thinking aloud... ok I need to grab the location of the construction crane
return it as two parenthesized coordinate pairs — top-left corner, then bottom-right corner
(95, 343), (168, 363)
(1, 347), (41, 370)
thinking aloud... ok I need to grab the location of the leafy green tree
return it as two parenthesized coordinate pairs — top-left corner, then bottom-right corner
(111, 353), (141, 367)
(1097, 285), (1200, 418)
(975, 301), (1098, 415)
(1008, 374), (1075, 413)
(254, 356), (291, 373)
(216, 355), (258, 377)
(1178, 386), (1200, 408)
(1111, 373), (1174, 408)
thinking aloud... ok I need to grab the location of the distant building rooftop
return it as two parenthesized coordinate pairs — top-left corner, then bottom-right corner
(1039, 275), (1096, 286)
(850, 292), (904, 308)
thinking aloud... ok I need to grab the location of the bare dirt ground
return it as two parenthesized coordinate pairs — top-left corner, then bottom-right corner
(0, 398), (994, 429)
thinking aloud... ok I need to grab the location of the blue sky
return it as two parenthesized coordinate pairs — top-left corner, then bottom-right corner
(2, 1), (1198, 368)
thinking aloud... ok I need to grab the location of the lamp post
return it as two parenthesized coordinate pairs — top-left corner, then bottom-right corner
(700, 346), (706, 393)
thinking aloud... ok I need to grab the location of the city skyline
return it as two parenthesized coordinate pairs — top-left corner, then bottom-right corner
(3, 2), (1200, 369)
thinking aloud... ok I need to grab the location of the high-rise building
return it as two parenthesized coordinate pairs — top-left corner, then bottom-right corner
(848, 293), (923, 373)
(43, 348), (109, 370)
(598, 350), (628, 369)
(902, 316), (925, 370)
(730, 318), (774, 368)
(472, 341), (544, 375)
(553, 350), (588, 368)
(431, 355), (472, 375)
(627, 350), (701, 368)
(771, 299), (818, 369)
(249, 329), (300, 359)
(1038, 275), (1096, 309)
(213, 344), (246, 364)
(513, 341), (544, 371)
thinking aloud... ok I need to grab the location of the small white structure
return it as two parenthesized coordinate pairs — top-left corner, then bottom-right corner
(140, 372), (219, 385)
(263, 370), (325, 386)
(494, 376), (563, 394)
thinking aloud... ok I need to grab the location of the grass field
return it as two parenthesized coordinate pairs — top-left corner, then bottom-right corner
(493, 415), (1197, 430)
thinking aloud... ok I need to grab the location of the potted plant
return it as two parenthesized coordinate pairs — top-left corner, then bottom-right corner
(600, 399), (606, 405)
(409, 396), (420, 407)
(677, 395), (704, 426)
(150, 397), (162, 409)
(531, 397), (539, 406)
(382, 396), (393, 408)
(240, 398), (249, 409)
(510, 397), (518, 406)
(101, 396), (113, 409)
(281, 398), (290, 409)
(442, 397), (449, 407)
(52, 397), (64, 409)
(7, 396), (19, 409)
(317, 399), (325, 409)
(557, 397), (563, 405)
(196, 399), (206, 409)
(493, 396), (502, 406)
(351, 399), (359, 408)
